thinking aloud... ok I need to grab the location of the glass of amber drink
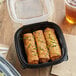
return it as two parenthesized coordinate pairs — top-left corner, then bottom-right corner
(65, 0), (76, 24)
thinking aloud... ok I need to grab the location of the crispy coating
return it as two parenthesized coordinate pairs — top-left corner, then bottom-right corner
(44, 28), (61, 61)
(23, 33), (39, 64)
(33, 30), (50, 63)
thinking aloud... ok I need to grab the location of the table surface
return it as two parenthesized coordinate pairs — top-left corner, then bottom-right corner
(0, 0), (76, 76)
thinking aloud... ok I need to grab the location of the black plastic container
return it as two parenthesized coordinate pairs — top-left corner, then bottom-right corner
(15, 22), (68, 69)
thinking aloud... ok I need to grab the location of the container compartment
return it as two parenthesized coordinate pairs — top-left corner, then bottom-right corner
(15, 22), (68, 69)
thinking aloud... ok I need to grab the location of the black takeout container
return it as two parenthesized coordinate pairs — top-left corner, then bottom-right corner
(14, 22), (68, 69)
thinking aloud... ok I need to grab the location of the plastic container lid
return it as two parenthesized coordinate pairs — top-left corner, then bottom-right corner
(7, 0), (54, 25)
(0, 56), (21, 76)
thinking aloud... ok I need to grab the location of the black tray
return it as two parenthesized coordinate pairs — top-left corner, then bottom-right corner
(14, 22), (68, 69)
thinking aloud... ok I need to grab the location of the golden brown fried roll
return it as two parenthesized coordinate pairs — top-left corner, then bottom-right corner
(23, 33), (39, 64)
(44, 28), (61, 61)
(33, 30), (50, 63)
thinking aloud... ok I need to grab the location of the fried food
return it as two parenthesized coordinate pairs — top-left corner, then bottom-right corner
(33, 30), (50, 63)
(23, 33), (39, 64)
(44, 28), (61, 61)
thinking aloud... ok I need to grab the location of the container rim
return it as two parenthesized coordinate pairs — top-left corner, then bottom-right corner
(65, 0), (76, 8)
(0, 56), (21, 76)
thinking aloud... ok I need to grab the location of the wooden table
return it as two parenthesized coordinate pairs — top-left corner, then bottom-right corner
(0, 0), (76, 76)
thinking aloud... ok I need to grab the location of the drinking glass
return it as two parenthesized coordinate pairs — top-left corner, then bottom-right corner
(65, 0), (76, 24)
